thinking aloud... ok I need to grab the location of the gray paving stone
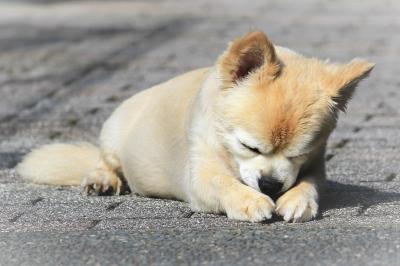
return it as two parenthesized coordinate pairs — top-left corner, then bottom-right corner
(1, 226), (399, 266)
(0, 220), (94, 233)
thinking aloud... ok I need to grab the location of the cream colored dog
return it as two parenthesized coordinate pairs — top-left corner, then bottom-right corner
(18, 31), (374, 222)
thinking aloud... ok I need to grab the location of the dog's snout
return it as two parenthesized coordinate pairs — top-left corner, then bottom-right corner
(258, 177), (283, 199)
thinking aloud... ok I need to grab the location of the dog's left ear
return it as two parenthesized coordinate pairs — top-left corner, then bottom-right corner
(326, 59), (375, 112)
(218, 31), (281, 88)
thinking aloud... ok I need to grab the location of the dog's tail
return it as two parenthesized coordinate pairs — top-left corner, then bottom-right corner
(17, 143), (100, 186)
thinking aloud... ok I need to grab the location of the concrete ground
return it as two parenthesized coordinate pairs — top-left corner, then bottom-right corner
(0, 0), (399, 265)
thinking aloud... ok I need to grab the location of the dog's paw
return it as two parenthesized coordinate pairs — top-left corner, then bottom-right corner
(224, 187), (275, 222)
(276, 186), (318, 223)
(81, 168), (122, 196)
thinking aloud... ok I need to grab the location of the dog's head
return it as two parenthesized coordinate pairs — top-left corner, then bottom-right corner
(214, 31), (374, 196)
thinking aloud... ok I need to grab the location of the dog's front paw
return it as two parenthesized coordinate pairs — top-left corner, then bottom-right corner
(276, 186), (318, 223)
(224, 186), (275, 222)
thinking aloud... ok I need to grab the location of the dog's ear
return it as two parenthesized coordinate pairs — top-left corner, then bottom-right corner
(326, 59), (374, 112)
(218, 31), (281, 88)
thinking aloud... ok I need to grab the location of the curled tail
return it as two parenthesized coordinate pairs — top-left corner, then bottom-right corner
(17, 143), (100, 186)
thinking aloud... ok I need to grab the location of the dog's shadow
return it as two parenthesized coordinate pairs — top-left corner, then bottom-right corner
(319, 180), (400, 213)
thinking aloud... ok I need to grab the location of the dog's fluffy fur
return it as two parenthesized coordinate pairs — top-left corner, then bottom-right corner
(18, 31), (374, 222)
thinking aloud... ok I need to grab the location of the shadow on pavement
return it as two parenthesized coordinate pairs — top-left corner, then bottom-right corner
(320, 180), (400, 212)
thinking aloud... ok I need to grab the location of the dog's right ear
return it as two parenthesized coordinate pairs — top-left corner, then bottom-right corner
(218, 31), (281, 88)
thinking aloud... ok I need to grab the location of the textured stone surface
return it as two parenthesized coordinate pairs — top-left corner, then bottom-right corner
(0, 0), (399, 265)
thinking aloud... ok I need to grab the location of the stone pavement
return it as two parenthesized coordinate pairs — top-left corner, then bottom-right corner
(0, 0), (399, 265)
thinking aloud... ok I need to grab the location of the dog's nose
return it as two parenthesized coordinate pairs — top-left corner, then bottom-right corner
(258, 177), (283, 199)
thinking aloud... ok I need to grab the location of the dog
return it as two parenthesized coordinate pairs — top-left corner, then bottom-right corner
(17, 31), (374, 222)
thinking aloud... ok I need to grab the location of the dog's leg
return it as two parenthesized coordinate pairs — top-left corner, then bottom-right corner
(189, 145), (275, 222)
(81, 152), (122, 196)
(276, 152), (326, 223)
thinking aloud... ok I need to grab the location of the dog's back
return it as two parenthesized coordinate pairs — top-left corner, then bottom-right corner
(17, 67), (210, 199)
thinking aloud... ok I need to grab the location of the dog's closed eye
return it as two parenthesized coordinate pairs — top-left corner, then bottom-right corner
(240, 142), (261, 154)
(287, 153), (308, 161)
